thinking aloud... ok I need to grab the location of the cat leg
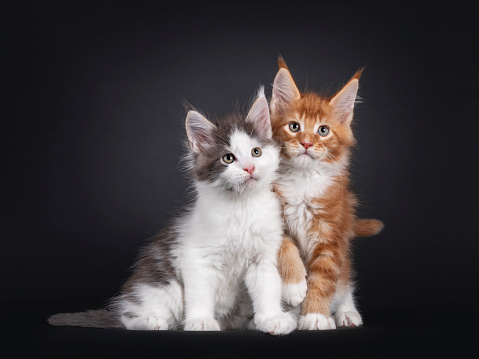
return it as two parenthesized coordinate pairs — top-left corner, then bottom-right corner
(278, 235), (307, 307)
(116, 281), (183, 330)
(298, 242), (341, 330)
(245, 258), (297, 335)
(331, 282), (363, 327)
(182, 258), (220, 331)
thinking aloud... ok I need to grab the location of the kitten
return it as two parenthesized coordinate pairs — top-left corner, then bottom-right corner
(271, 58), (383, 330)
(110, 87), (296, 334)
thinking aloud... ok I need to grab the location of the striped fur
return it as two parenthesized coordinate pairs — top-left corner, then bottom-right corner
(272, 58), (382, 329)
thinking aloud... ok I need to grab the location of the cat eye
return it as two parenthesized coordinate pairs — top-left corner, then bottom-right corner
(222, 153), (236, 164)
(251, 147), (262, 157)
(318, 125), (330, 136)
(289, 122), (300, 132)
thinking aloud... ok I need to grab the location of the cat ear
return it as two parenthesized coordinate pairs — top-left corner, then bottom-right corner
(185, 110), (217, 153)
(329, 68), (364, 124)
(245, 86), (272, 139)
(271, 57), (301, 116)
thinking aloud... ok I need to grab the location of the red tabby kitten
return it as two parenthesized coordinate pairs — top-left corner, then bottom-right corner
(273, 58), (383, 330)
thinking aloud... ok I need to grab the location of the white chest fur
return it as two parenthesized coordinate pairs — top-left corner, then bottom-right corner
(276, 166), (335, 261)
(189, 185), (283, 250)
(177, 184), (284, 316)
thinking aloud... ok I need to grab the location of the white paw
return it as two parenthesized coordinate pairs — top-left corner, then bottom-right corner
(255, 312), (297, 335)
(184, 317), (220, 331)
(127, 316), (168, 330)
(298, 313), (336, 330)
(282, 279), (307, 307)
(335, 311), (363, 327)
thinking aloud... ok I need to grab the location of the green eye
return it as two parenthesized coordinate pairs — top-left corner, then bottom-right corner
(222, 153), (236, 164)
(251, 147), (262, 157)
(318, 125), (330, 136)
(289, 122), (300, 132)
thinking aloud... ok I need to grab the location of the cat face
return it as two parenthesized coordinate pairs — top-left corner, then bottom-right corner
(185, 88), (279, 193)
(271, 60), (362, 170)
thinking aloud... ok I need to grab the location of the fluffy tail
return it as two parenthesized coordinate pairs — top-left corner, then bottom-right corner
(47, 309), (123, 329)
(354, 219), (384, 238)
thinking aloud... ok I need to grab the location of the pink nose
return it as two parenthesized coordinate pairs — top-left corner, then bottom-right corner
(301, 141), (313, 150)
(243, 166), (255, 175)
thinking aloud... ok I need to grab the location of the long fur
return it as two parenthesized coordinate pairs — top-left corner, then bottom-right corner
(271, 58), (383, 330)
(48, 89), (297, 335)
(48, 309), (122, 328)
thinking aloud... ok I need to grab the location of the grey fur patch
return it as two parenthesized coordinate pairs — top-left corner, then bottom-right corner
(120, 225), (179, 297)
(48, 309), (122, 328)
(191, 113), (275, 183)
(49, 224), (181, 328)
(49, 111), (277, 329)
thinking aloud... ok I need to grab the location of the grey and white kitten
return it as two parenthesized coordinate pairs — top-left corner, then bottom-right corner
(109, 88), (296, 334)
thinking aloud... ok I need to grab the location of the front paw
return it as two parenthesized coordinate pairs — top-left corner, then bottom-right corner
(335, 311), (363, 327)
(298, 313), (336, 330)
(282, 279), (307, 307)
(184, 317), (220, 331)
(255, 312), (297, 335)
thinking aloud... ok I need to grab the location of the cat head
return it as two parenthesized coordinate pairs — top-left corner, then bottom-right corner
(271, 57), (362, 171)
(185, 87), (279, 194)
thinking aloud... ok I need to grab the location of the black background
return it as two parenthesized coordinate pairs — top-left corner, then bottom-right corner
(3, 1), (479, 358)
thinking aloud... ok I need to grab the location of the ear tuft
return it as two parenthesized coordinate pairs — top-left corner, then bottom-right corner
(257, 85), (265, 99)
(185, 111), (217, 153)
(246, 86), (272, 139)
(329, 73), (361, 124)
(278, 55), (288, 70)
(352, 67), (365, 80)
(271, 65), (301, 116)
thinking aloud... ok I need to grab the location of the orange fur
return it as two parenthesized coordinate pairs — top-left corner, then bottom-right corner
(354, 219), (384, 237)
(277, 236), (307, 284)
(272, 58), (382, 320)
(278, 55), (288, 70)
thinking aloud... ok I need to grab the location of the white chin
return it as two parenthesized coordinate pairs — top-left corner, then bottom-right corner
(292, 154), (314, 166)
(244, 178), (258, 186)
(232, 178), (259, 192)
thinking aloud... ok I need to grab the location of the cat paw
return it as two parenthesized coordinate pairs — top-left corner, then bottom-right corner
(184, 317), (220, 331)
(282, 279), (307, 307)
(255, 312), (297, 335)
(298, 313), (336, 330)
(127, 316), (169, 330)
(335, 311), (363, 327)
